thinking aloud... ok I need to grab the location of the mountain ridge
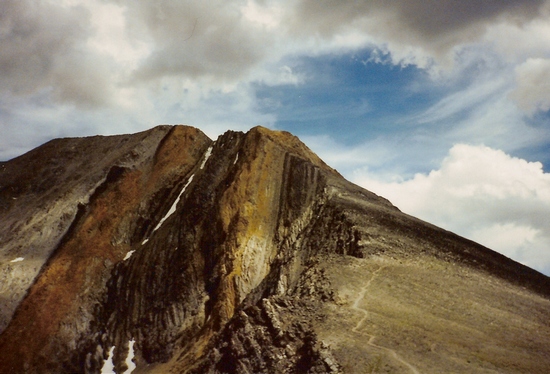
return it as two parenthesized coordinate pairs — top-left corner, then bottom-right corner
(0, 125), (549, 373)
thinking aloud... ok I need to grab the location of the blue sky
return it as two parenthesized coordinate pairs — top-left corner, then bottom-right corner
(255, 51), (452, 173)
(257, 52), (437, 142)
(2, 0), (550, 274)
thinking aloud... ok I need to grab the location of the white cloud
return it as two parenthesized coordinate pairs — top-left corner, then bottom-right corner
(242, 0), (283, 30)
(86, 1), (149, 68)
(469, 223), (541, 265)
(353, 144), (550, 275)
(486, 16), (550, 63)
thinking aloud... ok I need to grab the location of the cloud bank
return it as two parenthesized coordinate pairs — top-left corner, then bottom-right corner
(2, 0), (549, 125)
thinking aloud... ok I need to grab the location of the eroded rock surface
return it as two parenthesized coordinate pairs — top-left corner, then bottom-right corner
(1, 125), (549, 373)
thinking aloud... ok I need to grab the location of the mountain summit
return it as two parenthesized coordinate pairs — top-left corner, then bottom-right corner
(1, 125), (549, 373)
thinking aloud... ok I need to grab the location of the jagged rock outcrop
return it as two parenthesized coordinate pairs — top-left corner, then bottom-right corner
(1, 125), (549, 373)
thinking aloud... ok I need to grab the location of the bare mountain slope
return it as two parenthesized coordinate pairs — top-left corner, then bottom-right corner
(0, 125), (549, 373)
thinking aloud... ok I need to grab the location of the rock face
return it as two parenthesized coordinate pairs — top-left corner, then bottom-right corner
(0, 125), (549, 373)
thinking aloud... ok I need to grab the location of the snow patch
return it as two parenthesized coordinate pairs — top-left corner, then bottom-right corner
(101, 346), (116, 374)
(124, 339), (136, 374)
(141, 238), (149, 245)
(200, 146), (213, 169)
(100, 340), (136, 374)
(153, 175), (194, 232)
(10, 257), (24, 263)
(234, 153), (239, 164)
(123, 250), (135, 261)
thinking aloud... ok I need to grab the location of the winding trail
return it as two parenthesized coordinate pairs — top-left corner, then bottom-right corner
(351, 265), (420, 374)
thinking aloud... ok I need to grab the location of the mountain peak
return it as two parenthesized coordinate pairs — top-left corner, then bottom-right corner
(1, 126), (549, 373)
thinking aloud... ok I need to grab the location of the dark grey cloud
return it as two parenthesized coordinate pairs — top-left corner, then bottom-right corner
(376, 0), (543, 37)
(286, 0), (546, 57)
(0, 0), (112, 107)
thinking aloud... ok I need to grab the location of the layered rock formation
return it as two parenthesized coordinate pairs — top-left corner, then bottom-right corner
(0, 125), (549, 373)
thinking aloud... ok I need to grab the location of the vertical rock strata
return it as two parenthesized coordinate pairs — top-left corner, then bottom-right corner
(0, 125), (549, 373)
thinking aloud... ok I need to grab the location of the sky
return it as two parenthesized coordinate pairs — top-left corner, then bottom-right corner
(2, 0), (550, 275)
